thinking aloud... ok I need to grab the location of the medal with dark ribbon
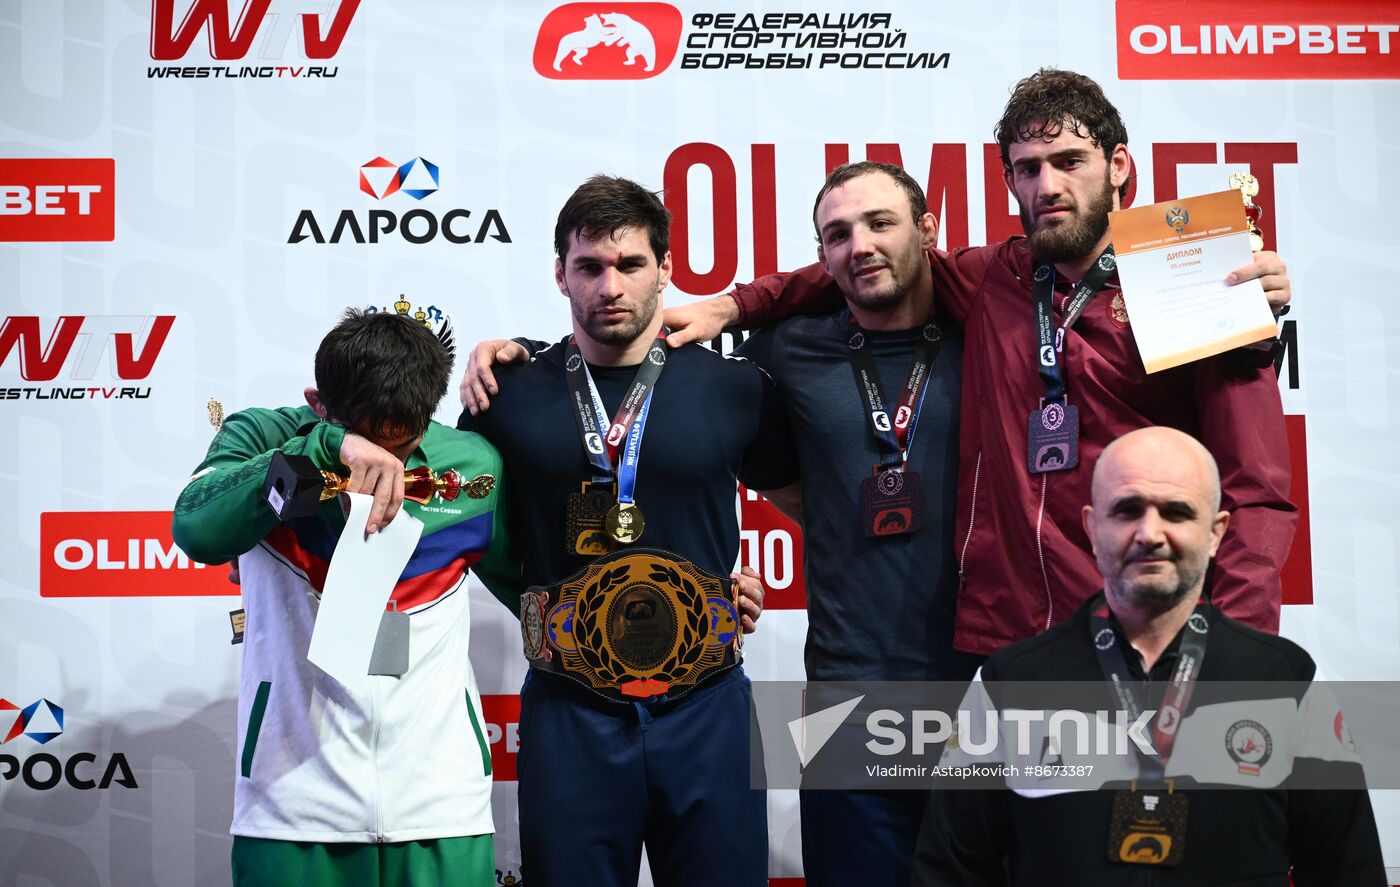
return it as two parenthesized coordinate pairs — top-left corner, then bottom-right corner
(562, 335), (667, 551)
(1027, 248), (1117, 474)
(845, 315), (942, 537)
(1090, 592), (1210, 867)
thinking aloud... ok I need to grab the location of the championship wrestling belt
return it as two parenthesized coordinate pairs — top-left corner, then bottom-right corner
(519, 548), (743, 702)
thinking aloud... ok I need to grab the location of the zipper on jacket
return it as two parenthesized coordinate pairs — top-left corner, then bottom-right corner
(1035, 474), (1054, 631)
(370, 678), (386, 842)
(958, 450), (983, 588)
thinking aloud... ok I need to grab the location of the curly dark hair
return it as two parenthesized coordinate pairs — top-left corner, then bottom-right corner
(314, 308), (451, 440)
(811, 161), (929, 242)
(554, 175), (671, 263)
(994, 68), (1130, 199)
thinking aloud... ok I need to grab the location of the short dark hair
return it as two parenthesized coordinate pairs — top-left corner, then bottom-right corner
(811, 161), (928, 242)
(554, 175), (671, 263)
(314, 309), (451, 439)
(994, 68), (1131, 199)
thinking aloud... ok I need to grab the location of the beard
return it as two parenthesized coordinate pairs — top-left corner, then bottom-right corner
(841, 231), (929, 316)
(570, 279), (660, 347)
(1105, 547), (1209, 617)
(1021, 171), (1115, 265)
(845, 261), (913, 314)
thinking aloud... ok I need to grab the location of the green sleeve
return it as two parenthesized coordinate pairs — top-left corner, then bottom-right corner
(171, 406), (346, 564)
(468, 458), (524, 617)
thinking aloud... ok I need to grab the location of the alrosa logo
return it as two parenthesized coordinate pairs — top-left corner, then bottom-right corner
(0, 159), (115, 242)
(149, 0), (361, 60)
(288, 157), (511, 245)
(534, 4), (683, 79)
(2, 698), (63, 745)
(0, 698), (138, 791)
(360, 157), (439, 201)
(0, 316), (174, 393)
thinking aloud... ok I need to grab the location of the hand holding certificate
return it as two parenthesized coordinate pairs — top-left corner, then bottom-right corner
(306, 492), (423, 689)
(1108, 187), (1277, 374)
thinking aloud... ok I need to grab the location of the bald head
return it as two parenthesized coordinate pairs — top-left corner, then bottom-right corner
(1093, 427), (1221, 514)
(1083, 427), (1230, 617)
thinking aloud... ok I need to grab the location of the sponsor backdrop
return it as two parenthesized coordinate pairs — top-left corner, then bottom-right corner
(1, 0), (1397, 883)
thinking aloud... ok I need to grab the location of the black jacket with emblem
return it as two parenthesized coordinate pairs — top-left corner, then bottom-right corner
(912, 597), (1385, 886)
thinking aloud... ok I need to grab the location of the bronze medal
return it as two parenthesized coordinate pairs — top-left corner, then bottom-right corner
(565, 482), (617, 556)
(858, 465), (923, 536)
(1106, 787), (1188, 866)
(605, 502), (644, 544)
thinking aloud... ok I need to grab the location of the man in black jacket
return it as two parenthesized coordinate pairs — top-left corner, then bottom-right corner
(913, 426), (1385, 886)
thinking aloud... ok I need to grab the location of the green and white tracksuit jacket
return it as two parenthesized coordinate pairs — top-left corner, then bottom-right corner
(173, 407), (519, 843)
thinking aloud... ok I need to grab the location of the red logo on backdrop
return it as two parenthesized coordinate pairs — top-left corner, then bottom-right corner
(480, 694), (520, 780)
(148, 0), (361, 60)
(0, 316), (174, 382)
(533, 3), (683, 79)
(39, 512), (235, 598)
(0, 159), (115, 242)
(1116, 0), (1400, 79)
(738, 485), (805, 609)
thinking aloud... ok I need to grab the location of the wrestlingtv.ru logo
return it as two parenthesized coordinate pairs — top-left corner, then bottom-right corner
(147, 0), (360, 79)
(288, 157), (512, 245)
(534, 3), (683, 79)
(1, 698), (137, 791)
(0, 315), (175, 402)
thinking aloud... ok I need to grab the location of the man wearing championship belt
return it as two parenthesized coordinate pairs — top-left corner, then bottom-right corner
(456, 175), (800, 886)
(172, 310), (519, 886)
(912, 427), (1384, 885)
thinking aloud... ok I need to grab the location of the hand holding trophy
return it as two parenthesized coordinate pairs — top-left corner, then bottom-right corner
(262, 451), (493, 521)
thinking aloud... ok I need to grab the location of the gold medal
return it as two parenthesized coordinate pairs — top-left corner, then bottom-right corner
(605, 502), (644, 544)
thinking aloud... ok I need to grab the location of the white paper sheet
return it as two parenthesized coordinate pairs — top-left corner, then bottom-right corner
(306, 492), (423, 689)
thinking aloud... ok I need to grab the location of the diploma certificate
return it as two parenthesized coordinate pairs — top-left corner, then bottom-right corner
(1109, 189), (1277, 374)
